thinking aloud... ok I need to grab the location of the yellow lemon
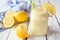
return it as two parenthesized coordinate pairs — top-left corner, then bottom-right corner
(16, 24), (28, 38)
(3, 16), (15, 27)
(42, 2), (55, 15)
(14, 11), (28, 22)
(5, 10), (15, 17)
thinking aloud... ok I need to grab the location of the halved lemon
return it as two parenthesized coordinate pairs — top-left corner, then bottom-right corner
(16, 24), (28, 38)
(3, 16), (15, 27)
(42, 2), (55, 15)
(5, 10), (15, 17)
(14, 11), (28, 22)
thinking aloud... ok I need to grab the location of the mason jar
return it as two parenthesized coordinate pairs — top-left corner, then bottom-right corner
(29, 7), (48, 36)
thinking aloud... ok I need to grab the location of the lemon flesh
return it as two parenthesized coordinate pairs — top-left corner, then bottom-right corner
(3, 16), (15, 27)
(5, 10), (15, 17)
(42, 2), (55, 15)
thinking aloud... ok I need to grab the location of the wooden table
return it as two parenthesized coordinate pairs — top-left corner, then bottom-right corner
(0, 0), (60, 40)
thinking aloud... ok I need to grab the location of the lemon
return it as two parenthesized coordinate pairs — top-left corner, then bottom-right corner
(14, 11), (28, 22)
(16, 24), (28, 38)
(42, 2), (55, 15)
(5, 10), (15, 17)
(3, 16), (15, 27)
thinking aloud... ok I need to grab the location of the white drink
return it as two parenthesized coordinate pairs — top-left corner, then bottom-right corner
(30, 7), (48, 36)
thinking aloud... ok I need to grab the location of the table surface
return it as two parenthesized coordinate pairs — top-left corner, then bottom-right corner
(0, 0), (60, 40)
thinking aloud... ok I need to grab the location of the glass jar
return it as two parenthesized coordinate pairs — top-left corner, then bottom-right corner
(29, 7), (48, 36)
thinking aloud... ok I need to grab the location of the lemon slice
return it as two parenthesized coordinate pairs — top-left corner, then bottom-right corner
(5, 10), (15, 17)
(42, 2), (55, 15)
(14, 11), (28, 22)
(3, 16), (15, 27)
(16, 24), (28, 38)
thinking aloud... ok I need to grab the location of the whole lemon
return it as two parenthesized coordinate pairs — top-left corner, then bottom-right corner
(14, 11), (28, 22)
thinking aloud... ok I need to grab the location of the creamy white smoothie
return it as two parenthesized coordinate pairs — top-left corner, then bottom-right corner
(30, 7), (48, 36)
